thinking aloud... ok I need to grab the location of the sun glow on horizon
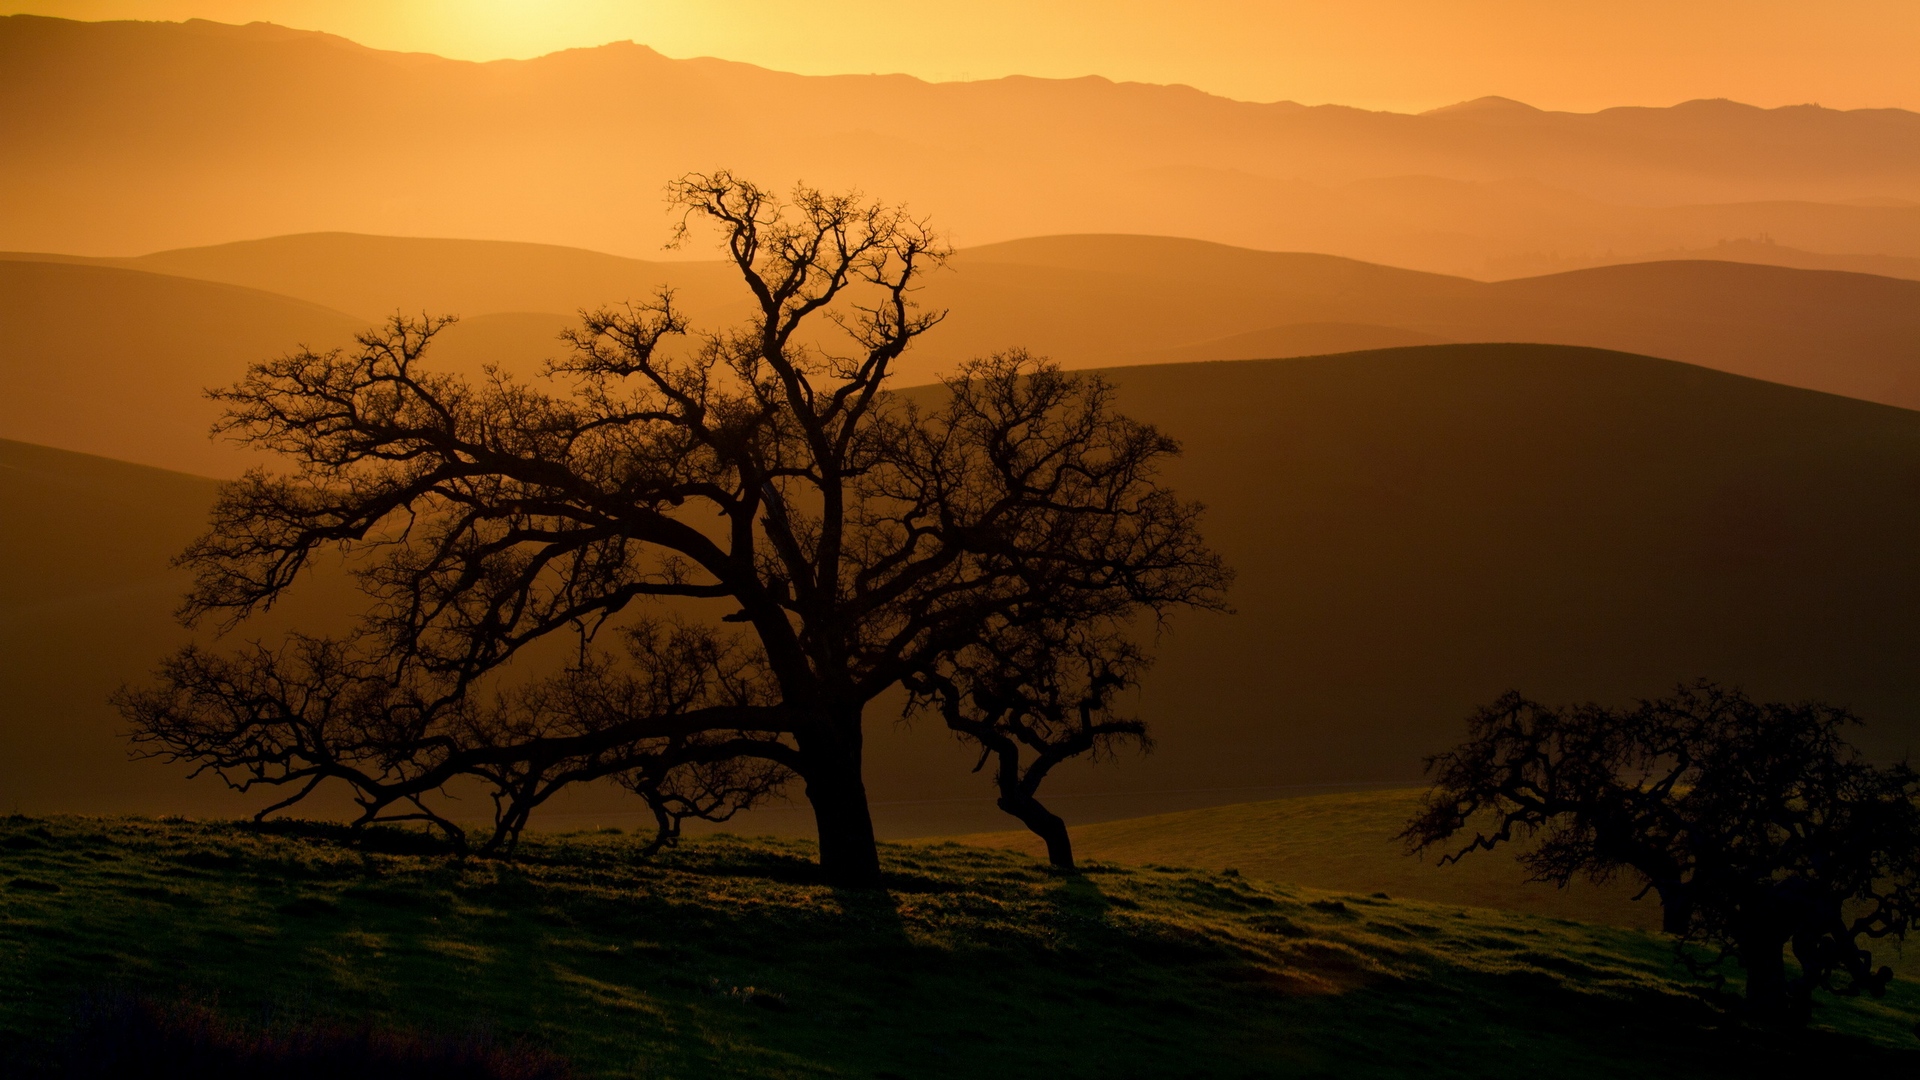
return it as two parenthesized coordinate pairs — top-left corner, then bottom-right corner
(3, 0), (1919, 113)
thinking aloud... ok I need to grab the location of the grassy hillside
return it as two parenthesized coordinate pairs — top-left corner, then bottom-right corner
(949, 789), (1920, 983)
(951, 788), (1658, 930)
(0, 816), (1914, 1078)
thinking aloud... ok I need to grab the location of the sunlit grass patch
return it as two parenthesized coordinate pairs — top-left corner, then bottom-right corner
(0, 815), (1914, 1078)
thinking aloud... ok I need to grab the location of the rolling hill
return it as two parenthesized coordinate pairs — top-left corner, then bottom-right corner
(959, 237), (1920, 407)
(6, 15), (1920, 276)
(0, 260), (361, 475)
(0, 436), (374, 819)
(1455, 261), (1920, 406)
(0, 438), (220, 813)
(1516, 237), (1920, 282)
(4, 344), (1918, 836)
(1093, 346), (1920, 799)
(7, 233), (1920, 483)
(13, 231), (749, 327)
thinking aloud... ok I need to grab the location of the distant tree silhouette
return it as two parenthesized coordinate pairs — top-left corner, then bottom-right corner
(116, 172), (1228, 887)
(905, 620), (1149, 868)
(1404, 683), (1920, 1026)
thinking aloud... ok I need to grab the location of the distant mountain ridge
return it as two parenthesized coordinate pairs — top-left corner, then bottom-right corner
(5, 15), (1920, 275)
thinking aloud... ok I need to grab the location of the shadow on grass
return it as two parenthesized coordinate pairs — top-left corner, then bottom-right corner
(14, 990), (572, 1079)
(2, 818), (1917, 1079)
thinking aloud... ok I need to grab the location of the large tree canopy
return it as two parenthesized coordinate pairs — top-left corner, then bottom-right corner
(1404, 684), (1920, 1025)
(119, 173), (1229, 885)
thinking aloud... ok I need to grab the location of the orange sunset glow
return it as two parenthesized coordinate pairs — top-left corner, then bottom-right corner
(4, 0), (1919, 110)
(2, 3), (1919, 1075)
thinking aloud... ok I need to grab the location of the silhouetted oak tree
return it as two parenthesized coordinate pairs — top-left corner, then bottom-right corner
(1404, 683), (1920, 1025)
(118, 173), (1228, 886)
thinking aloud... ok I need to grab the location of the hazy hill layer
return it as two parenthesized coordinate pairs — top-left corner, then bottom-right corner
(4, 345), (1918, 833)
(6, 15), (1920, 276)
(963, 237), (1920, 408)
(1451, 261), (1920, 408)
(10, 234), (1920, 477)
(110, 232), (743, 326)
(0, 437), (374, 819)
(1097, 346), (1920, 810)
(0, 260), (360, 475)
(0, 439), (217, 813)
(1511, 238), (1920, 282)
(937, 236), (1476, 372)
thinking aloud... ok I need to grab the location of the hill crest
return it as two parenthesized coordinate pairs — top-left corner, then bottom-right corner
(10, 237), (1920, 485)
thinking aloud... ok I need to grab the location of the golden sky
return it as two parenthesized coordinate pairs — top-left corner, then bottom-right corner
(6, 0), (1920, 113)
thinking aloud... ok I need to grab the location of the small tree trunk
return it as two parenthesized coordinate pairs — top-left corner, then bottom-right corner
(1740, 933), (1792, 1020)
(999, 793), (1075, 869)
(1651, 878), (1691, 934)
(798, 726), (882, 889)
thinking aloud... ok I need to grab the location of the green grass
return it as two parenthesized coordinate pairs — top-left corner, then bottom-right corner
(1, 815), (1915, 1078)
(952, 789), (1920, 982)
(951, 788), (1659, 929)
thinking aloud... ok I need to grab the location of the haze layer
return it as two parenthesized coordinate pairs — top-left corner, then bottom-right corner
(6, 15), (1920, 276)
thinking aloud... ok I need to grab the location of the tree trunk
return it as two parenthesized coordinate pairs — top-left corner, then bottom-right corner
(1740, 932), (1791, 1019)
(999, 793), (1074, 869)
(1651, 878), (1691, 934)
(797, 726), (882, 888)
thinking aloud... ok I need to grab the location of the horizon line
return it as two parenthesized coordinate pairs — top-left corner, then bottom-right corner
(3, 12), (1898, 119)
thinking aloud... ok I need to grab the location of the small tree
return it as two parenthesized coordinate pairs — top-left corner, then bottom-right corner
(905, 619), (1149, 868)
(117, 173), (1229, 886)
(1404, 683), (1920, 1025)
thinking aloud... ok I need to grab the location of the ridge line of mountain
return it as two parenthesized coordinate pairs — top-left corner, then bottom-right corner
(8, 13), (1917, 121)
(12, 231), (1920, 299)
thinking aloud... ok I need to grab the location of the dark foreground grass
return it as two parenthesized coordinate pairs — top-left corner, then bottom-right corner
(49, 989), (575, 1078)
(0, 816), (1915, 1078)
